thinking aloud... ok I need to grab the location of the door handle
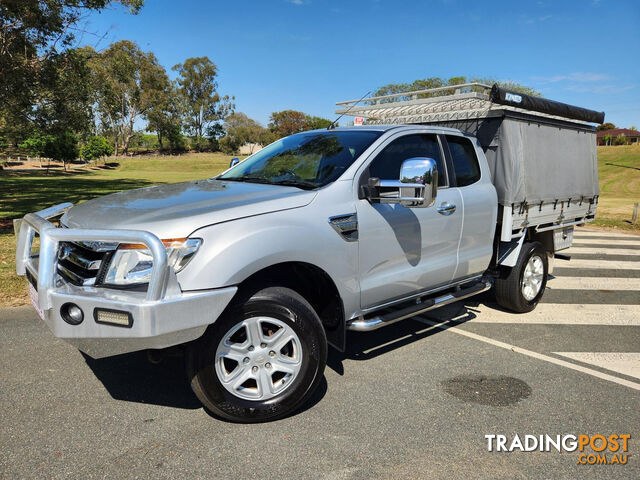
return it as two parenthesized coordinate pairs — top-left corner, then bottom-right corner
(437, 202), (456, 215)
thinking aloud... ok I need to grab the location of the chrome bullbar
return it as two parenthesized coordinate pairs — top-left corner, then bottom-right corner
(15, 203), (170, 310)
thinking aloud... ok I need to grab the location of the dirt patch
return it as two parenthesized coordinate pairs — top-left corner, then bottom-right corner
(442, 374), (532, 406)
(0, 218), (14, 232)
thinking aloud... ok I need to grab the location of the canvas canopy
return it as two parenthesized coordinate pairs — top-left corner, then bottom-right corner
(431, 112), (599, 206)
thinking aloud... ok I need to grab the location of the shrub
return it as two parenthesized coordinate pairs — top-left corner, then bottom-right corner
(165, 124), (187, 152)
(19, 133), (54, 157)
(219, 135), (241, 154)
(80, 136), (113, 162)
(43, 131), (79, 168)
(190, 136), (209, 152)
(614, 134), (627, 146)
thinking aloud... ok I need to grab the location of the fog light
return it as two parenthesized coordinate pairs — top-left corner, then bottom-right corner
(61, 303), (84, 325)
(94, 308), (133, 328)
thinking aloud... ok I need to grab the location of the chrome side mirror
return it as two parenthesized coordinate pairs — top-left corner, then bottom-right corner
(229, 157), (240, 168)
(399, 157), (437, 207)
(367, 157), (438, 208)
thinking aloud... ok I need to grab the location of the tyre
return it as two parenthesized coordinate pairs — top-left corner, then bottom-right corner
(186, 286), (327, 423)
(495, 241), (548, 313)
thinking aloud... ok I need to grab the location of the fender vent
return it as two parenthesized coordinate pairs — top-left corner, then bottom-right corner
(329, 213), (358, 242)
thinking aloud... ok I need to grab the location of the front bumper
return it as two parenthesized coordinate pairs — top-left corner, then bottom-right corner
(15, 203), (237, 358)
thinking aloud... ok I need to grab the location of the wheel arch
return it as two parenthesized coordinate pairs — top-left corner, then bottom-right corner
(232, 261), (346, 351)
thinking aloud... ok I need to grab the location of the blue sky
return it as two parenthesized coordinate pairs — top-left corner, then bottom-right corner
(83, 0), (640, 128)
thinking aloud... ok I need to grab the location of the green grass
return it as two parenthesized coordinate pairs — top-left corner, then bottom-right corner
(0, 233), (25, 306)
(0, 152), (242, 306)
(594, 145), (640, 231)
(1, 152), (239, 220)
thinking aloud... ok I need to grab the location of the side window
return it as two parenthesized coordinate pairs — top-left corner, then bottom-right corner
(446, 135), (481, 187)
(368, 134), (447, 187)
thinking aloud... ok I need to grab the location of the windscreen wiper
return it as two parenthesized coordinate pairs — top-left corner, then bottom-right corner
(271, 179), (318, 190)
(220, 176), (272, 185)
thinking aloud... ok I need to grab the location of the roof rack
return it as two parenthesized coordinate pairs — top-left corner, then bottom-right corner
(335, 82), (604, 125)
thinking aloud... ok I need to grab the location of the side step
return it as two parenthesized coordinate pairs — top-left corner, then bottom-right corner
(347, 280), (492, 332)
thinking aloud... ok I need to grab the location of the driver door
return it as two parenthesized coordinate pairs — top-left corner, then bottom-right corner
(356, 133), (463, 309)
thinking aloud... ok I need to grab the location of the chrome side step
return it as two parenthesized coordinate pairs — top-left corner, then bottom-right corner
(347, 280), (492, 332)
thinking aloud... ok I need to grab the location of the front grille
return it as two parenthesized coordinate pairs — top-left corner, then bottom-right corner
(57, 242), (110, 286)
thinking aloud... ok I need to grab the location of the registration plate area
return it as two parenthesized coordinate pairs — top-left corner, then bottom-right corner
(28, 282), (45, 321)
(553, 226), (574, 251)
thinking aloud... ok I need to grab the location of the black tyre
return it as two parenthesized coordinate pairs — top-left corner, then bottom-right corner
(495, 241), (548, 313)
(186, 286), (327, 423)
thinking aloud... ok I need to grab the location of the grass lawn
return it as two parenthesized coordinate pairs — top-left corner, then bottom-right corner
(0, 152), (241, 306)
(0, 147), (638, 307)
(593, 145), (640, 231)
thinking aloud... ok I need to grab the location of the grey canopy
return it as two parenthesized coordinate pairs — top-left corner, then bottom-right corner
(435, 112), (599, 206)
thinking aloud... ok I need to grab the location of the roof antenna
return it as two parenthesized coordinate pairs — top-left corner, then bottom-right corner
(328, 90), (371, 130)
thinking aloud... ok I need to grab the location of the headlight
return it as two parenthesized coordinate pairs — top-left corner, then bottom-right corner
(104, 238), (202, 286)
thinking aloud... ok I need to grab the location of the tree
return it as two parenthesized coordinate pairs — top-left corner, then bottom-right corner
(305, 115), (332, 130)
(629, 125), (638, 131)
(173, 57), (234, 147)
(35, 47), (95, 138)
(372, 77), (447, 99)
(614, 134), (627, 146)
(258, 129), (276, 147)
(164, 124), (187, 152)
(220, 112), (267, 154)
(267, 111), (332, 138)
(146, 81), (184, 150)
(19, 133), (54, 158)
(371, 76), (540, 103)
(602, 134), (613, 146)
(90, 40), (169, 155)
(597, 122), (616, 131)
(269, 110), (309, 138)
(43, 130), (79, 169)
(474, 77), (540, 97)
(0, 1), (143, 146)
(80, 136), (113, 162)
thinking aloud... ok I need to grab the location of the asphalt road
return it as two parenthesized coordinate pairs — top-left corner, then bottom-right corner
(1, 227), (639, 479)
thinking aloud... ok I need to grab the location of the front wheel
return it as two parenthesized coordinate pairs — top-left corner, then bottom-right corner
(494, 241), (548, 313)
(186, 286), (327, 423)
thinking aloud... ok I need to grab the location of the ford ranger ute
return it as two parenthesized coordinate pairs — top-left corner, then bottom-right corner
(15, 84), (602, 422)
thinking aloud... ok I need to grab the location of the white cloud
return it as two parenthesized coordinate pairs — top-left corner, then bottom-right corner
(534, 72), (636, 95)
(564, 84), (636, 94)
(533, 72), (613, 84)
(523, 14), (553, 24)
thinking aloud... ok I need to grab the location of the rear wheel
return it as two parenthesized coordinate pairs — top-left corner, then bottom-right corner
(495, 241), (548, 313)
(186, 286), (327, 423)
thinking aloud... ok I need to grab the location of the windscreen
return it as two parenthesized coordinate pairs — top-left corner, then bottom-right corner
(218, 130), (383, 189)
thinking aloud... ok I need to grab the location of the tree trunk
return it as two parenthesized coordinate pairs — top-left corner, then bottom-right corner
(123, 130), (134, 155)
(113, 131), (119, 156)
